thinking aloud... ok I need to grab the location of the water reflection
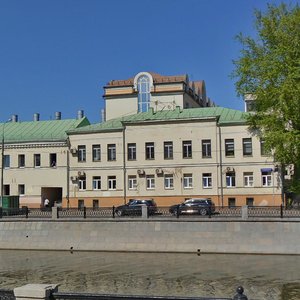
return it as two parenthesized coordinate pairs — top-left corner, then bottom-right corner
(0, 250), (299, 300)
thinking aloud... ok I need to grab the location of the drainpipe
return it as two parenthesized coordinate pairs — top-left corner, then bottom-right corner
(122, 124), (127, 204)
(218, 125), (224, 207)
(66, 150), (70, 209)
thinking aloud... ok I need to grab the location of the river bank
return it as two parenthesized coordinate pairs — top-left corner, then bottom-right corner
(0, 219), (299, 254)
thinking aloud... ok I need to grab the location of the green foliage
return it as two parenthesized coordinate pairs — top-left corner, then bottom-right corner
(232, 3), (300, 192)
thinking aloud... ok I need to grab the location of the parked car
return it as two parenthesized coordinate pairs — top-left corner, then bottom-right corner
(169, 198), (215, 216)
(115, 199), (158, 216)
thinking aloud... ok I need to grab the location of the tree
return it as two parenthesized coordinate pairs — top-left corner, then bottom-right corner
(232, 3), (300, 195)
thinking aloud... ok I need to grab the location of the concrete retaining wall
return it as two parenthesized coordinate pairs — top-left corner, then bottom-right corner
(0, 219), (299, 254)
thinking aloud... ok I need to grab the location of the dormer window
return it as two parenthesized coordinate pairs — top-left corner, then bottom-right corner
(137, 75), (151, 112)
(134, 72), (153, 113)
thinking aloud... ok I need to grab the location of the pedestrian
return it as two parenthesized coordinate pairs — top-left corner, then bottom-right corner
(44, 198), (50, 208)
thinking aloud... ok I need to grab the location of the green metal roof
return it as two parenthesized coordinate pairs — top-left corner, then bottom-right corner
(68, 107), (248, 135)
(0, 117), (90, 143)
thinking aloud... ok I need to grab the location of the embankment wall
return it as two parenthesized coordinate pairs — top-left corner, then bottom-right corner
(0, 219), (299, 254)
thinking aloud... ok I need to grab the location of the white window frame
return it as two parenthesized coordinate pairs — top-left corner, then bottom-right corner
(127, 143), (137, 161)
(182, 141), (192, 158)
(225, 139), (234, 156)
(244, 172), (254, 187)
(78, 178), (86, 190)
(183, 174), (193, 189)
(18, 154), (25, 168)
(107, 144), (116, 161)
(146, 175), (155, 190)
(164, 141), (173, 159)
(18, 184), (25, 196)
(243, 138), (252, 156)
(4, 155), (10, 168)
(108, 176), (116, 190)
(34, 154), (41, 168)
(78, 145), (86, 162)
(226, 172), (236, 187)
(145, 142), (155, 160)
(92, 176), (101, 190)
(262, 171), (272, 187)
(202, 140), (211, 158)
(92, 145), (101, 162)
(164, 174), (174, 189)
(202, 173), (212, 188)
(128, 175), (137, 190)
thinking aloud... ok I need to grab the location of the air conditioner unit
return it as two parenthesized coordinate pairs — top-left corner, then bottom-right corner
(78, 171), (86, 177)
(156, 168), (163, 175)
(70, 148), (77, 154)
(137, 169), (145, 175)
(70, 176), (78, 181)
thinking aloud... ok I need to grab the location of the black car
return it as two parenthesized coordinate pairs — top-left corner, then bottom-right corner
(169, 198), (215, 216)
(115, 199), (157, 216)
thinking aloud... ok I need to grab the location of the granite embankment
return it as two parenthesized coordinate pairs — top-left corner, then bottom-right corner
(0, 219), (299, 254)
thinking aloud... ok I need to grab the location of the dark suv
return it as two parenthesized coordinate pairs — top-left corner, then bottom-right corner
(169, 198), (215, 216)
(115, 199), (157, 216)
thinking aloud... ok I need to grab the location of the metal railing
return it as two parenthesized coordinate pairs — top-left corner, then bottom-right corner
(0, 205), (300, 220)
(0, 286), (249, 300)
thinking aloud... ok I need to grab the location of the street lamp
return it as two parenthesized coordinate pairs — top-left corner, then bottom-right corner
(1, 119), (12, 207)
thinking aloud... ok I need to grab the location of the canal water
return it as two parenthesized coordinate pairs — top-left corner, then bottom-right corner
(0, 250), (299, 300)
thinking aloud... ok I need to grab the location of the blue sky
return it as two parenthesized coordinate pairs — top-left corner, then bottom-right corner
(0, 0), (297, 123)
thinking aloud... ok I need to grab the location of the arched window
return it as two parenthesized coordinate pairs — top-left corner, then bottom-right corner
(137, 75), (151, 112)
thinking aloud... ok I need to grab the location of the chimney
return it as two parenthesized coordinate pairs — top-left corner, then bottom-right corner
(101, 108), (106, 123)
(55, 112), (61, 120)
(33, 113), (40, 121)
(77, 110), (84, 119)
(11, 115), (18, 122)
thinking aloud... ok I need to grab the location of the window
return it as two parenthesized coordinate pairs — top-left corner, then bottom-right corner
(225, 139), (234, 156)
(228, 198), (236, 207)
(50, 153), (57, 167)
(137, 75), (151, 112)
(164, 141), (173, 159)
(92, 145), (101, 162)
(78, 178), (86, 190)
(260, 139), (269, 156)
(108, 176), (116, 190)
(92, 176), (101, 190)
(246, 197), (254, 206)
(18, 184), (25, 195)
(164, 174), (174, 189)
(145, 142), (155, 160)
(34, 154), (41, 167)
(226, 172), (236, 187)
(244, 172), (254, 187)
(4, 185), (10, 195)
(183, 173), (193, 189)
(202, 173), (212, 188)
(107, 144), (116, 161)
(4, 155), (10, 168)
(262, 170), (272, 187)
(128, 175), (137, 190)
(127, 143), (136, 161)
(93, 199), (99, 209)
(78, 145), (86, 162)
(78, 199), (84, 209)
(18, 154), (25, 168)
(182, 141), (192, 158)
(202, 140), (211, 158)
(146, 175), (155, 189)
(243, 138), (252, 156)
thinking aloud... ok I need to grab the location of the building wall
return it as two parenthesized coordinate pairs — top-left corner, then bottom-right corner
(66, 119), (281, 208)
(3, 143), (69, 208)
